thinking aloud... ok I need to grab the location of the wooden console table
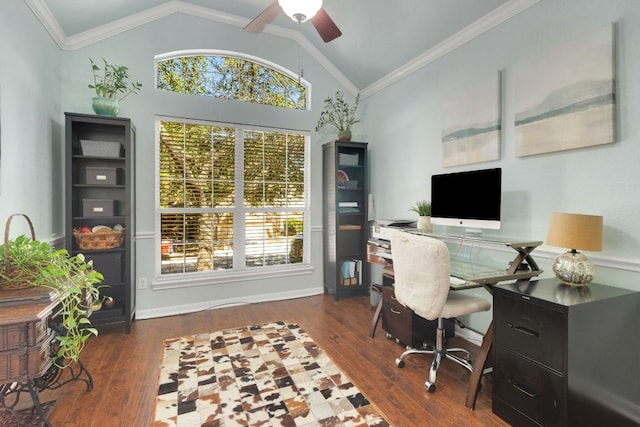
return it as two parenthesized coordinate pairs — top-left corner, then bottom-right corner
(0, 287), (93, 426)
(368, 229), (543, 409)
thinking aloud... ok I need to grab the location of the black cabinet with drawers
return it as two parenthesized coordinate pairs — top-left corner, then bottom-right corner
(381, 286), (454, 348)
(64, 113), (135, 332)
(493, 278), (640, 426)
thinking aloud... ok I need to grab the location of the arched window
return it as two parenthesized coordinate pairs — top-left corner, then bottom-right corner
(153, 51), (311, 287)
(156, 50), (308, 110)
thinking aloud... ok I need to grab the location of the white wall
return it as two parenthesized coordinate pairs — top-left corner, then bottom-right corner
(0, 1), (61, 238)
(362, 0), (640, 332)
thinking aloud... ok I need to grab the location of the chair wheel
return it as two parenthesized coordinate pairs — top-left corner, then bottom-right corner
(396, 358), (405, 368)
(385, 333), (392, 339)
(425, 382), (436, 393)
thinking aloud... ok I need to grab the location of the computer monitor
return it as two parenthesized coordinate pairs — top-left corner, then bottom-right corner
(430, 167), (502, 232)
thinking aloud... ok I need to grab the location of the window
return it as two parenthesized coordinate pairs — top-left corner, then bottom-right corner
(154, 51), (311, 285)
(156, 51), (308, 110)
(158, 118), (309, 278)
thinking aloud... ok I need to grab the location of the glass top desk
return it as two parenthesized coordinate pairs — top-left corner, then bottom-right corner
(406, 229), (543, 288)
(368, 228), (544, 409)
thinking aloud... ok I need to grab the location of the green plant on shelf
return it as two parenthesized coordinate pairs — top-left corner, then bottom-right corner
(88, 57), (142, 101)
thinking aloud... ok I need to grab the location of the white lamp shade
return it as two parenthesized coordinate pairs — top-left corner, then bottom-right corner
(278, 0), (322, 22)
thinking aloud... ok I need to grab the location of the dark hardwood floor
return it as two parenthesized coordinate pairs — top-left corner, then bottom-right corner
(41, 294), (509, 426)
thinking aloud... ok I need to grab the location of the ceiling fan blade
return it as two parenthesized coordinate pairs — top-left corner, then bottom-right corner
(310, 7), (342, 43)
(243, 1), (282, 34)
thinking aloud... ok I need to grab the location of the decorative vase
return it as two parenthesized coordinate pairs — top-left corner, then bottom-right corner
(338, 130), (352, 142)
(92, 96), (120, 117)
(417, 216), (432, 231)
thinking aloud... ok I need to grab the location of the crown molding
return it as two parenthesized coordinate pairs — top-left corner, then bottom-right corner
(24, 0), (67, 47)
(360, 0), (541, 98)
(23, 0), (358, 96)
(25, 0), (538, 99)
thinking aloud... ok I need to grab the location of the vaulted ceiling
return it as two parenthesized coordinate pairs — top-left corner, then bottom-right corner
(28, 0), (540, 96)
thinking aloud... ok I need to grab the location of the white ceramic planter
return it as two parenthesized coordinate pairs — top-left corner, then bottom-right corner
(417, 216), (432, 231)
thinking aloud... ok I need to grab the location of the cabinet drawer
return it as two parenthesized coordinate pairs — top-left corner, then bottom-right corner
(381, 287), (454, 347)
(494, 292), (565, 372)
(382, 287), (413, 346)
(493, 346), (563, 427)
(0, 333), (53, 383)
(0, 317), (48, 351)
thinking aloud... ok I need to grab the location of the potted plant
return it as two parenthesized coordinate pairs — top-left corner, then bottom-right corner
(88, 57), (143, 117)
(0, 214), (105, 368)
(410, 200), (432, 231)
(315, 90), (360, 141)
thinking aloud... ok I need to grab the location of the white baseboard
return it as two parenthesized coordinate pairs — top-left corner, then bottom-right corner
(455, 325), (484, 347)
(135, 286), (324, 320)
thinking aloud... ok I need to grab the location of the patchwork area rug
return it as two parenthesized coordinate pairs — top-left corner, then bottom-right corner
(153, 320), (389, 427)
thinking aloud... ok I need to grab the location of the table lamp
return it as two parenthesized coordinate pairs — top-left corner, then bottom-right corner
(546, 212), (603, 286)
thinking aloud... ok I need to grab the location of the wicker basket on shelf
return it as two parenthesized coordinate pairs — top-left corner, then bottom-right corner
(73, 228), (124, 251)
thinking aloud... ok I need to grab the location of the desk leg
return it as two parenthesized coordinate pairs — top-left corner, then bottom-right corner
(465, 320), (494, 410)
(369, 298), (383, 338)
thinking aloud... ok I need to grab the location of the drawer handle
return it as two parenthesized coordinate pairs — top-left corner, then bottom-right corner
(508, 323), (539, 338)
(512, 382), (539, 398)
(390, 308), (402, 315)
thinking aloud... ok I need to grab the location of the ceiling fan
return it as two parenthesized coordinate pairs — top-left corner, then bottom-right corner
(243, 0), (342, 43)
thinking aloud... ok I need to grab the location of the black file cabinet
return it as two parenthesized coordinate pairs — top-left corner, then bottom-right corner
(381, 286), (454, 348)
(492, 278), (640, 427)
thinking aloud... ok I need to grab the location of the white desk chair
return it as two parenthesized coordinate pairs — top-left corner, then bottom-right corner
(390, 232), (491, 393)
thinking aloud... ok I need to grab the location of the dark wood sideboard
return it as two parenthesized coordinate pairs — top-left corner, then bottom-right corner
(0, 287), (93, 426)
(0, 288), (57, 385)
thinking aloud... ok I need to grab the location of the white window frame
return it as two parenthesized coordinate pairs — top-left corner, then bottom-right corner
(153, 116), (312, 290)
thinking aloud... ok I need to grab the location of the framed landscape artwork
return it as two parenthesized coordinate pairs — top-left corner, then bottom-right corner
(514, 24), (615, 157)
(441, 72), (501, 167)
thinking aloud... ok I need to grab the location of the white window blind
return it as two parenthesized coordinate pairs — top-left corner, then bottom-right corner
(158, 119), (308, 277)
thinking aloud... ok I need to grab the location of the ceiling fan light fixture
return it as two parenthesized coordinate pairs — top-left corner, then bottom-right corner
(278, 0), (322, 23)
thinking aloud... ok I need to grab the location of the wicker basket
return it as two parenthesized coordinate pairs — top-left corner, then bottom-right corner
(0, 213), (39, 291)
(73, 228), (124, 251)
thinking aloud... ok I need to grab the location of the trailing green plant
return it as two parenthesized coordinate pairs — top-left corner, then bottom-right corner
(410, 200), (432, 216)
(0, 235), (104, 368)
(36, 250), (104, 368)
(88, 57), (143, 101)
(315, 90), (360, 132)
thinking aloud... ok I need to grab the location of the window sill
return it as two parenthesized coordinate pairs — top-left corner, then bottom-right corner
(151, 264), (314, 290)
